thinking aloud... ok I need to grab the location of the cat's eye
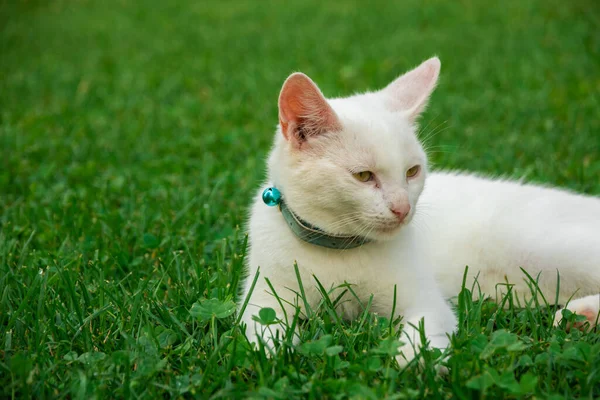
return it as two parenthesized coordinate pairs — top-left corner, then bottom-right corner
(353, 171), (374, 182)
(406, 165), (421, 179)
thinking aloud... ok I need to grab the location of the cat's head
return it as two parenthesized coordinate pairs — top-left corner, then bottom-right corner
(268, 57), (440, 241)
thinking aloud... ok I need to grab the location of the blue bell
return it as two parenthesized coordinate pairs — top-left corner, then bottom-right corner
(262, 187), (282, 206)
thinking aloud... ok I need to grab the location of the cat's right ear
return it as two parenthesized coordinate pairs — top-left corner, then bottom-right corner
(278, 73), (341, 148)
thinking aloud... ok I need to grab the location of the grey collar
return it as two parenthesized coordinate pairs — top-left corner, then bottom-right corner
(279, 200), (371, 250)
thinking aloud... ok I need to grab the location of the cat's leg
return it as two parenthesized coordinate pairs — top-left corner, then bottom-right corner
(240, 289), (297, 350)
(554, 294), (600, 331)
(396, 295), (457, 368)
(370, 273), (456, 367)
(239, 272), (310, 353)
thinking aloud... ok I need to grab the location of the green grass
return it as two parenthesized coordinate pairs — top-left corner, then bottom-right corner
(1, 0), (600, 398)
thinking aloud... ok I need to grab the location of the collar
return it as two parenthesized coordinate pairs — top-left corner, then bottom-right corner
(280, 201), (371, 249)
(263, 187), (371, 249)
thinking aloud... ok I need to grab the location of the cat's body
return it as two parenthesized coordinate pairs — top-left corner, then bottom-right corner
(244, 183), (457, 360)
(418, 172), (600, 302)
(240, 57), (600, 366)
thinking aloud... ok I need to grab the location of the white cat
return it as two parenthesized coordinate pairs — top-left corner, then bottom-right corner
(240, 57), (600, 366)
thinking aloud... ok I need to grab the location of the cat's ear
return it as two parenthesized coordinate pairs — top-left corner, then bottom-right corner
(278, 73), (342, 147)
(382, 57), (440, 121)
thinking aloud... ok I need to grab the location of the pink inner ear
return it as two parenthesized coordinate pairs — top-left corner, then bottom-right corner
(278, 73), (341, 144)
(383, 57), (441, 120)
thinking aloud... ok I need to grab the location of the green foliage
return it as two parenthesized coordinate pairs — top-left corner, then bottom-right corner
(252, 307), (278, 325)
(1, 0), (599, 398)
(190, 298), (237, 321)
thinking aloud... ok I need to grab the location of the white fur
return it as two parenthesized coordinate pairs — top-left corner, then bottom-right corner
(240, 58), (600, 366)
(553, 294), (600, 329)
(418, 172), (600, 303)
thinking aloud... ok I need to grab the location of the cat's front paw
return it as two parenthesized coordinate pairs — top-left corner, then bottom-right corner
(396, 334), (448, 362)
(395, 342), (449, 375)
(245, 324), (299, 356)
(554, 294), (600, 331)
(396, 310), (454, 370)
(396, 343), (418, 368)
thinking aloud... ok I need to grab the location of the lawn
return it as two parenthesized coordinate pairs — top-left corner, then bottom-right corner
(1, 0), (599, 398)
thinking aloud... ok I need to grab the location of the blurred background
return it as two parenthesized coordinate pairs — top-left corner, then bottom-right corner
(0, 0), (599, 396)
(2, 1), (599, 248)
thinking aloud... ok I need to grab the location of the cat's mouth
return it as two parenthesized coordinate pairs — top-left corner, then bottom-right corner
(378, 224), (401, 233)
(371, 215), (413, 237)
(374, 220), (405, 235)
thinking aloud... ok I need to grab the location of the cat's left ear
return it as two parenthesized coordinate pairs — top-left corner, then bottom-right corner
(381, 57), (441, 121)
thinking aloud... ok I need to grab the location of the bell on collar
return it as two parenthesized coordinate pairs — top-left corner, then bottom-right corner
(262, 187), (282, 207)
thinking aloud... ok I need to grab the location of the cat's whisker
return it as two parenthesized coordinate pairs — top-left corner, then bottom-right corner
(411, 212), (433, 236)
(417, 116), (440, 141)
(422, 144), (459, 157)
(419, 119), (449, 146)
(331, 218), (371, 251)
(414, 202), (435, 212)
(417, 114), (445, 139)
(422, 144), (457, 152)
(421, 118), (448, 137)
(341, 222), (373, 251)
(320, 215), (363, 231)
(421, 138), (453, 156)
(300, 215), (365, 243)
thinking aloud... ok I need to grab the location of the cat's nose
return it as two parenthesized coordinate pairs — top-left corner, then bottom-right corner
(390, 204), (411, 222)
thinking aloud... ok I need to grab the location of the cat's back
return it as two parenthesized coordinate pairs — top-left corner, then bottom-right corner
(419, 171), (600, 226)
(415, 171), (600, 299)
